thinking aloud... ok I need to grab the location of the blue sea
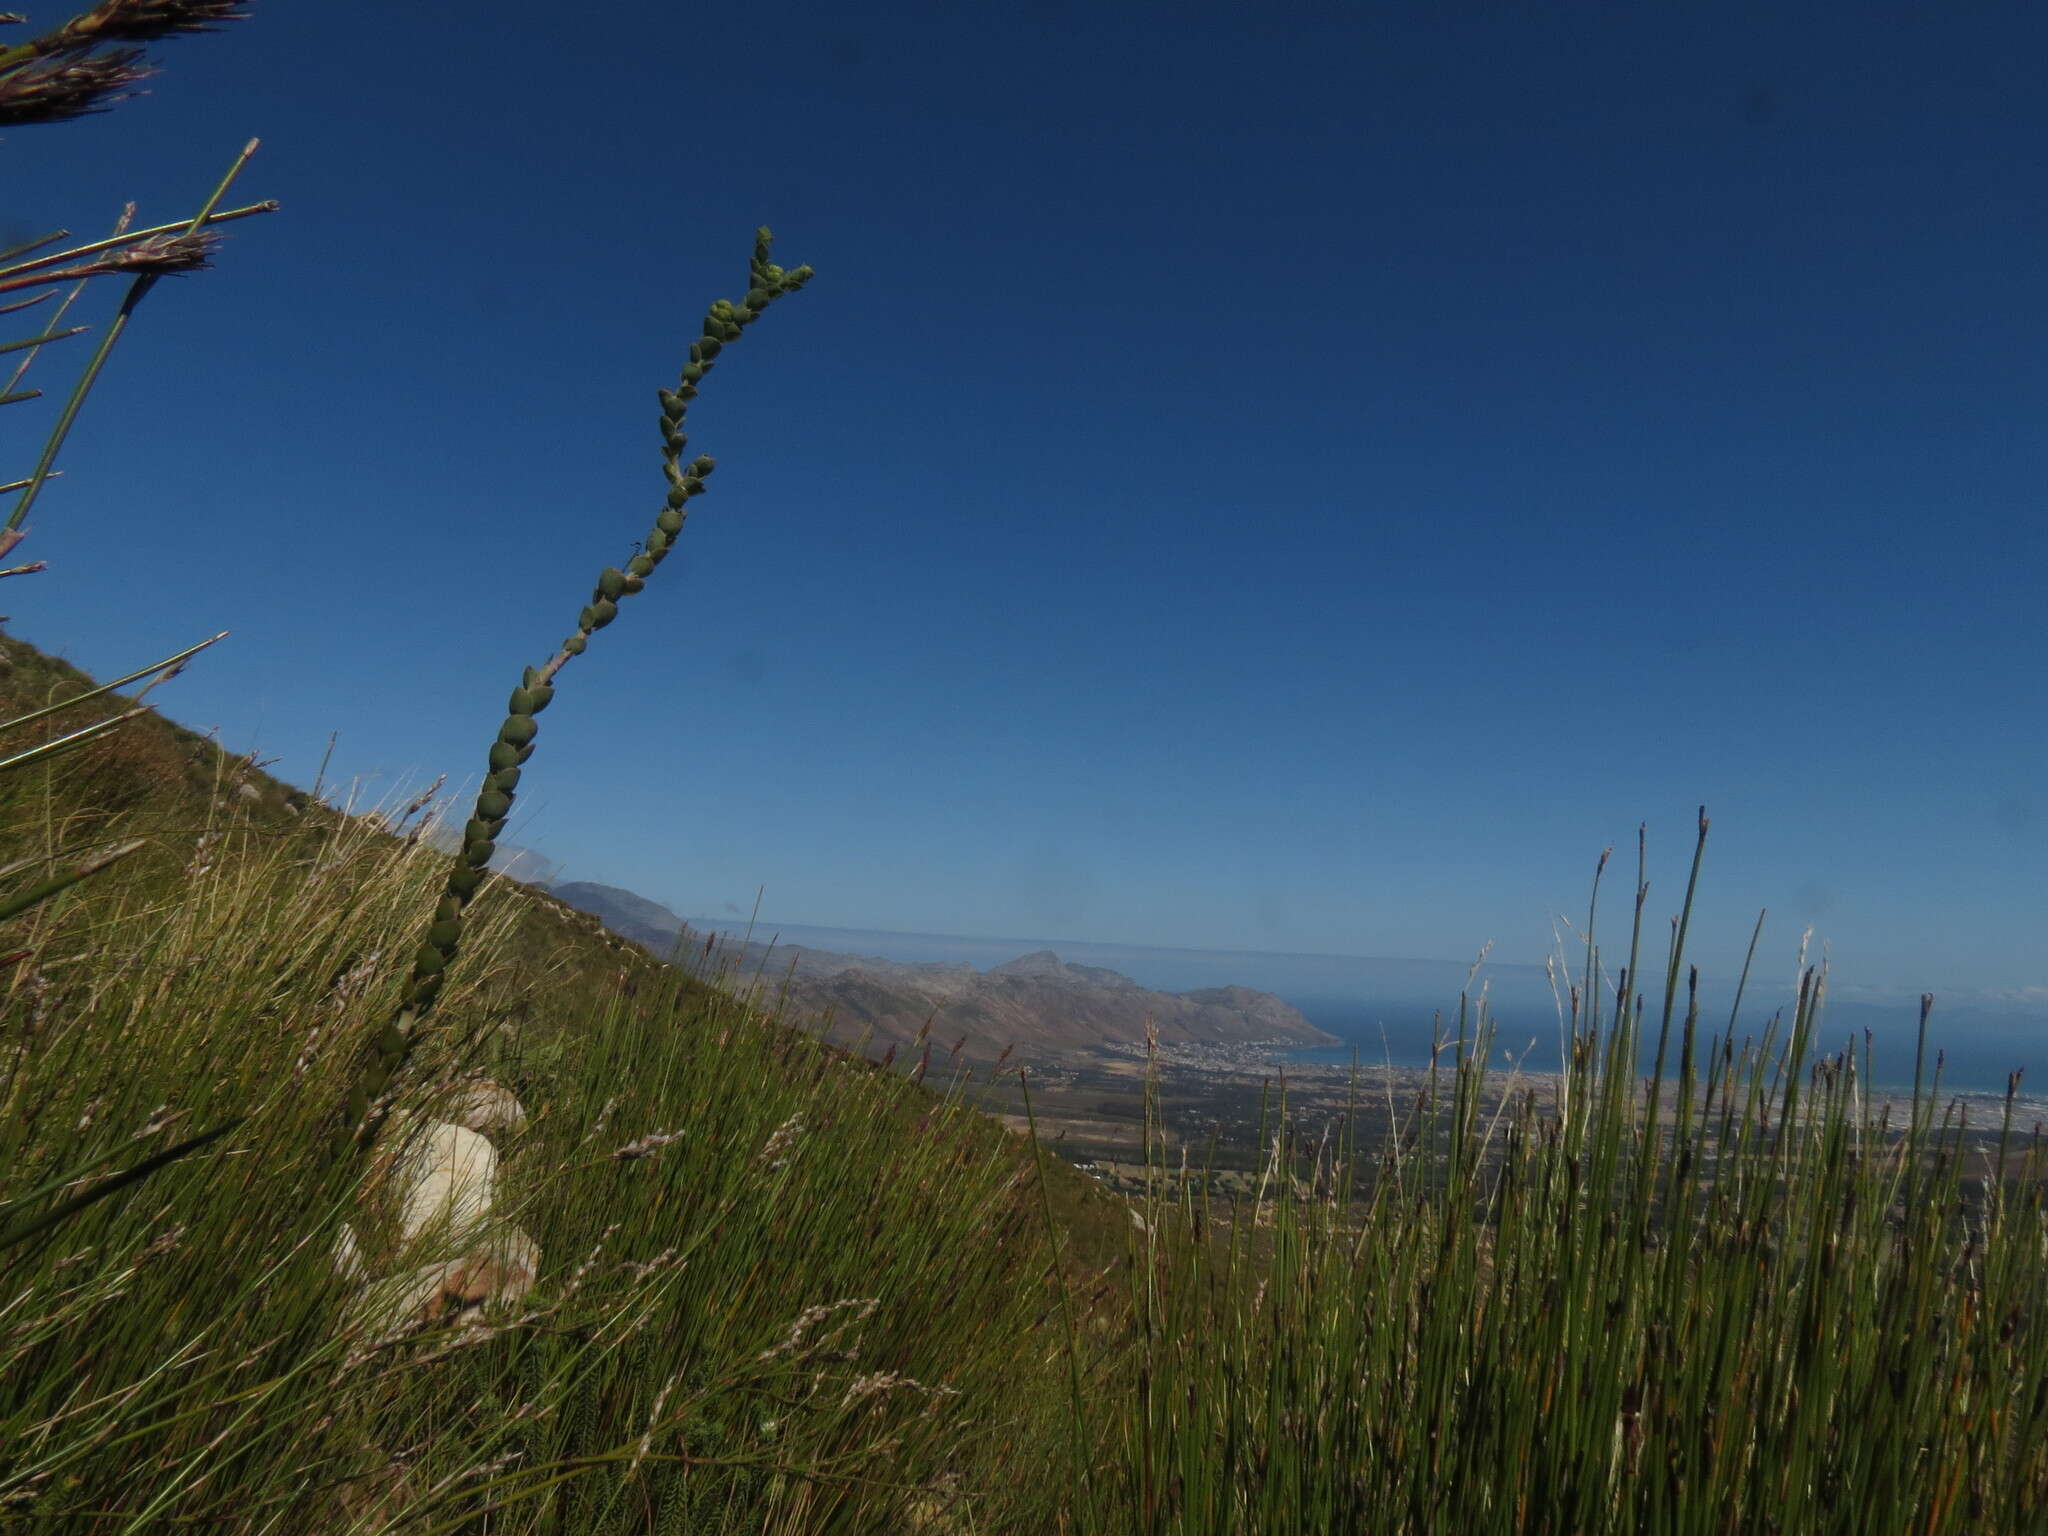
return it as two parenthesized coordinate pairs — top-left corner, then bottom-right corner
(1282, 997), (2042, 1102)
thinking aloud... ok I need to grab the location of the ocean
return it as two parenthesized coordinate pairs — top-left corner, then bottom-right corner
(1282, 996), (2042, 1101)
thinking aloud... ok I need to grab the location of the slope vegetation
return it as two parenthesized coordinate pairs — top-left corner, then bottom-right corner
(0, 633), (1119, 1532)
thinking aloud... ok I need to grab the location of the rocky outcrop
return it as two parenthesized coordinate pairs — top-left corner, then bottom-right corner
(335, 1079), (540, 1338)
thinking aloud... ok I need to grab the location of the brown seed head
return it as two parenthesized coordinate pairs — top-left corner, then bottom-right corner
(0, 47), (147, 125)
(105, 228), (217, 275)
(48, 0), (250, 49)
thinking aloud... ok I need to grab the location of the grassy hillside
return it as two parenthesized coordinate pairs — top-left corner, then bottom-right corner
(0, 632), (1129, 1531)
(0, 632), (684, 1016)
(5, 15), (2043, 1517)
(3, 635), (2046, 1533)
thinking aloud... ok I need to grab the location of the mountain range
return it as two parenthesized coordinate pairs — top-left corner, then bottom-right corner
(548, 881), (1338, 1059)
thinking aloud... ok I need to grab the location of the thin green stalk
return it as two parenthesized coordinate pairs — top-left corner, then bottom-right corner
(0, 228), (70, 266)
(0, 199), (274, 286)
(347, 229), (813, 1151)
(1021, 1068), (1093, 1518)
(6, 140), (260, 534)
(1638, 807), (1709, 1207)
(0, 326), (86, 358)
(0, 1119), (240, 1253)
(0, 704), (149, 773)
(0, 835), (142, 919)
(0, 631), (223, 736)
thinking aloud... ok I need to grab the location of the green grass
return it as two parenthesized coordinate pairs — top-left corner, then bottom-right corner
(0, 709), (1087, 1530)
(1092, 826), (2048, 1534)
(4, 16), (2041, 1514)
(2, 667), (2040, 1531)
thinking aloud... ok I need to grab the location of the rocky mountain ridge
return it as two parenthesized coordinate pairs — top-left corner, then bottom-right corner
(549, 882), (1339, 1059)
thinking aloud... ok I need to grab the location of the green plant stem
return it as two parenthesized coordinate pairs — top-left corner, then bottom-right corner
(1021, 1068), (1093, 1513)
(0, 199), (274, 285)
(0, 631), (223, 736)
(6, 142), (259, 534)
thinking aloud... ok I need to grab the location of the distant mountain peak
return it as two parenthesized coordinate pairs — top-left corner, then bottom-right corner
(991, 949), (1068, 977)
(548, 885), (1337, 1058)
(548, 882), (689, 953)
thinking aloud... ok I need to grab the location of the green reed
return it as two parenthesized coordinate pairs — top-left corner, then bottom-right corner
(0, 0), (272, 929)
(1094, 812), (2048, 1534)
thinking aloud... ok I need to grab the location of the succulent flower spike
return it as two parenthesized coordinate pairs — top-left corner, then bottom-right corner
(349, 228), (814, 1153)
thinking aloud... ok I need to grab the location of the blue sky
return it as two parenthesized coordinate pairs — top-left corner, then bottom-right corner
(9, 1), (2044, 1005)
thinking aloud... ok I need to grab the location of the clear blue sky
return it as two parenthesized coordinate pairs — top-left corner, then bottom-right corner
(10, 1), (2044, 1004)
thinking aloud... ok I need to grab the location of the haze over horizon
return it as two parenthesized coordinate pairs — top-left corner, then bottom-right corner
(550, 872), (2048, 1021)
(545, 874), (2044, 1094)
(14, 2), (2043, 1000)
